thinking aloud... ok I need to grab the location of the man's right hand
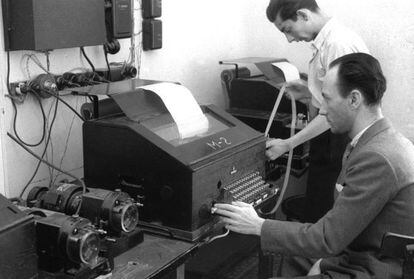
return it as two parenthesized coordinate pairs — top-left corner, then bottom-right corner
(265, 138), (291, 160)
(285, 79), (312, 105)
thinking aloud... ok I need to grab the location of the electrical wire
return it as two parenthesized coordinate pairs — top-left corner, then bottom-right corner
(130, 0), (135, 65)
(41, 89), (85, 122)
(80, 47), (96, 72)
(8, 51), (84, 200)
(22, 53), (53, 75)
(44, 50), (50, 72)
(44, 98), (59, 183)
(103, 46), (112, 80)
(9, 130), (86, 213)
(11, 94), (47, 147)
(19, 98), (59, 198)
(132, 0), (143, 75)
(206, 229), (230, 244)
(24, 54), (32, 80)
(7, 131), (77, 180)
(52, 98), (79, 185)
(6, 51), (11, 95)
(6, 51), (25, 103)
(59, 75), (82, 89)
(136, 32), (143, 77)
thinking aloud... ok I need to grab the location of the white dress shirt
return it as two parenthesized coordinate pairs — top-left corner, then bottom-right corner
(308, 18), (369, 108)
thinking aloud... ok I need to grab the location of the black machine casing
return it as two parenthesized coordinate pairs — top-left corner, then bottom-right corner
(83, 105), (268, 241)
(0, 194), (38, 279)
(2, 0), (106, 51)
(30, 211), (111, 279)
(26, 185), (144, 262)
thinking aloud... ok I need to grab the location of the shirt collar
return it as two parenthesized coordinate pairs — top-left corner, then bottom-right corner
(311, 18), (336, 52)
(350, 117), (384, 147)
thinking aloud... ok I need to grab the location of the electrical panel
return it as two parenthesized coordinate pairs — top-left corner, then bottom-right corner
(142, 0), (162, 50)
(106, 0), (133, 39)
(143, 0), (162, 18)
(143, 19), (162, 50)
(2, 0), (107, 51)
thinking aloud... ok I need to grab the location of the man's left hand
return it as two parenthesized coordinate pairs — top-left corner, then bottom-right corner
(212, 201), (265, 236)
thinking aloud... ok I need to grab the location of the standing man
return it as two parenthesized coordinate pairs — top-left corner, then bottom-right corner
(265, 0), (369, 222)
(214, 53), (414, 278)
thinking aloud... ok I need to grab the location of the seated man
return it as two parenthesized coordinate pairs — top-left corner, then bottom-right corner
(213, 53), (414, 279)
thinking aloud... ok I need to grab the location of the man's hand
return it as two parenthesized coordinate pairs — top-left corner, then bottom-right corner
(285, 79), (312, 105)
(212, 201), (265, 236)
(266, 138), (291, 160)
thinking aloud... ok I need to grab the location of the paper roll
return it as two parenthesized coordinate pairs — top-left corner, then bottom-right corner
(139, 82), (209, 139)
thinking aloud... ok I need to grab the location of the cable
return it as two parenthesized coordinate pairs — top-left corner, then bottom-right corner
(130, 0), (135, 65)
(80, 47), (96, 72)
(206, 229), (230, 244)
(19, 98), (59, 198)
(136, 33), (143, 78)
(6, 51), (25, 103)
(8, 131), (86, 212)
(44, 99), (59, 184)
(41, 89), (85, 122)
(53, 98), (78, 185)
(22, 53), (53, 75)
(11, 94), (47, 147)
(103, 46), (112, 81)
(6, 51), (11, 95)
(44, 50), (50, 72)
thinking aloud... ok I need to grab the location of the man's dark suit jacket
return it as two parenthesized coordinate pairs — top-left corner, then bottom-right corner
(261, 118), (414, 278)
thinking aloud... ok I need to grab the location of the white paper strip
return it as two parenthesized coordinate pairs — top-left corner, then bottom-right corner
(271, 61), (300, 82)
(139, 82), (209, 139)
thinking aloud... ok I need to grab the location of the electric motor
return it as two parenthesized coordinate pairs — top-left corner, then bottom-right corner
(27, 184), (140, 235)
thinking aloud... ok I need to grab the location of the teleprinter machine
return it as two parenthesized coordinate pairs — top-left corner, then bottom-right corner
(80, 79), (279, 241)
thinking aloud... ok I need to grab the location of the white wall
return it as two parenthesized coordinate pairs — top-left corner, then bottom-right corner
(0, 0), (413, 197)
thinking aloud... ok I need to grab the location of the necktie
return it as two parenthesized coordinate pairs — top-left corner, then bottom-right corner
(342, 143), (354, 166)
(337, 143), (354, 189)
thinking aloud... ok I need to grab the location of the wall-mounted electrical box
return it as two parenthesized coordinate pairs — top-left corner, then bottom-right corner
(143, 19), (162, 50)
(142, 0), (162, 51)
(2, 0), (107, 51)
(106, 0), (133, 39)
(142, 0), (162, 18)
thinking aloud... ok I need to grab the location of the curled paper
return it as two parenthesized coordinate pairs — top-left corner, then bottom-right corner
(139, 82), (209, 139)
(271, 61), (300, 82)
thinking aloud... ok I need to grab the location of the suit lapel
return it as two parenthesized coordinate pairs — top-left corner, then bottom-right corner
(336, 118), (392, 188)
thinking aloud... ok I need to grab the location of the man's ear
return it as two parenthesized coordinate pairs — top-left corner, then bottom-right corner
(296, 9), (310, 21)
(349, 89), (363, 110)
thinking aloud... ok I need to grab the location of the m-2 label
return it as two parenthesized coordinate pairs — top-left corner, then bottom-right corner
(207, 137), (231, 150)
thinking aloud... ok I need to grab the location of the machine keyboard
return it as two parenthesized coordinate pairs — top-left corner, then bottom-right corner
(223, 171), (278, 206)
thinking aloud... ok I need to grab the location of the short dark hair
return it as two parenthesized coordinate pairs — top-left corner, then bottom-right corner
(329, 53), (386, 106)
(266, 0), (319, 22)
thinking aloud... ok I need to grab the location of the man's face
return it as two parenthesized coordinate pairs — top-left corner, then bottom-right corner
(320, 67), (353, 134)
(274, 13), (313, 42)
